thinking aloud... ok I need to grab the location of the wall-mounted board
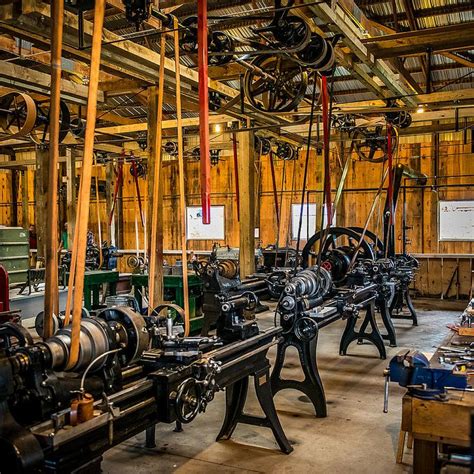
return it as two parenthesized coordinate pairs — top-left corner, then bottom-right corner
(438, 200), (474, 241)
(186, 205), (225, 240)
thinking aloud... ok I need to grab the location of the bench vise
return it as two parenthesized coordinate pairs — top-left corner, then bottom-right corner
(383, 350), (469, 411)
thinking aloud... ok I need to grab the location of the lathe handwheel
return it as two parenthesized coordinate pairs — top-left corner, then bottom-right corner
(294, 316), (318, 342)
(175, 378), (202, 424)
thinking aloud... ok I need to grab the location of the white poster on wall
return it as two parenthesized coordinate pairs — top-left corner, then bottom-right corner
(439, 200), (474, 241)
(291, 203), (334, 240)
(186, 205), (225, 240)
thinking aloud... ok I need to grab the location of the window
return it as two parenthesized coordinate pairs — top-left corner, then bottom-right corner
(186, 205), (225, 240)
(439, 200), (474, 241)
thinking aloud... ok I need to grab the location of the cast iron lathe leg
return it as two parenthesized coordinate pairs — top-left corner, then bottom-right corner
(339, 302), (387, 359)
(145, 424), (156, 448)
(389, 286), (418, 326)
(270, 332), (327, 418)
(217, 369), (293, 454)
(216, 377), (249, 442)
(379, 300), (397, 347)
(404, 288), (418, 326)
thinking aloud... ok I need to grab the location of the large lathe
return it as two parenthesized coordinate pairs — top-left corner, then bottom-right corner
(0, 303), (292, 473)
(271, 265), (383, 417)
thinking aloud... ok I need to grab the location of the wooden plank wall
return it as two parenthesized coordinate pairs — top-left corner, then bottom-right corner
(1, 131), (473, 297)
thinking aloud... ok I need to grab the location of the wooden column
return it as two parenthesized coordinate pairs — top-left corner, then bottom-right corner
(238, 126), (256, 278)
(65, 148), (76, 247)
(21, 168), (29, 229)
(106, 160), (115, 245)
(10, 166), (18, 227)
(35, 146), (49, 261)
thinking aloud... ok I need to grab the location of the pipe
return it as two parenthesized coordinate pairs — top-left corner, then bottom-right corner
(66, 0), (105, 370)
(198, 0), (211, 224)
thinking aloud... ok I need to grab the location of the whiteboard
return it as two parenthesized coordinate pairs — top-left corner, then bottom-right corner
(186, 206), (225, 240)
(291, 203), (334, 240)
(439, 200), (474, 241)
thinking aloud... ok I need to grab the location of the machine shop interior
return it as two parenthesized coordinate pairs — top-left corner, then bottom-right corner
(0, 0), (473, 472)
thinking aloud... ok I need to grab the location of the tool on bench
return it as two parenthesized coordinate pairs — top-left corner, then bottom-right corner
(383, 350), (469, 412)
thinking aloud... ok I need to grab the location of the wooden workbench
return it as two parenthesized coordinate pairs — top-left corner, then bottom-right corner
(400, 330), (474, 473)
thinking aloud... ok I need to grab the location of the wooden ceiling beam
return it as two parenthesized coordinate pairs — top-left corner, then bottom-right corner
(362, 22), (474, 58)
(307, 1), (419, 105)
(0, 61), (103, 104)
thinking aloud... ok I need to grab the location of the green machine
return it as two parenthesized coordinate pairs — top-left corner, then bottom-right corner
(131, 273), (204, 334)
(68, 270), (120, 311)
(0, 227), (29, 286)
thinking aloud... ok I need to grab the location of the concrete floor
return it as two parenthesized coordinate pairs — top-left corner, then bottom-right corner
(102, 304), (459, 474)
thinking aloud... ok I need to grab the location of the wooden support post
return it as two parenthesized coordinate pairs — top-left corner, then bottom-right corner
(147, 31), (166, 312)
(106, 160), (115, 246)
(238, 126), (255, 279)
(66, 148), (76, 248)
(43, 0), (64, 336)
(35, 146), (49, 262)
(21, 168), (29, 229)
(10, 154), (18, 227)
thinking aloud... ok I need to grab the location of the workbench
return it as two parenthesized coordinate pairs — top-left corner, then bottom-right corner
(68, 270), (119, 311)
(400, 330), (474, 473)
(131, 273), (204, 333)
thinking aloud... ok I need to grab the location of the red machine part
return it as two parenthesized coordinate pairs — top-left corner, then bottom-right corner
(198, 0), (211, 224)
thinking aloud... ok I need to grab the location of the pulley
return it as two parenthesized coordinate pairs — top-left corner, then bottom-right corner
(253, 0), (311, 52)
(384, 110), (412, 129)
(122, 0), (152, 29)
(70, 117), (85, 138)
(243, 55), (308, 113)
(302, 227), (376, 285)
(164, 141), (178, 156)
(331, 114), (356, 132)
(296, 34), (336, 73)
(274, 141), (296, 160)
(30, 99), (71, 145)
(0, 91), (37, 142)
(129, 161), (147, 178)
(0, 321), (34, 349)
(254, 136), (272, 155)
(180, 16), (234, 66)
(350, 125), (398, 163)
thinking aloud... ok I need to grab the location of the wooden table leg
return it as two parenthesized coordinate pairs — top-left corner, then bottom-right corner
(413, 438), (438, 474)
